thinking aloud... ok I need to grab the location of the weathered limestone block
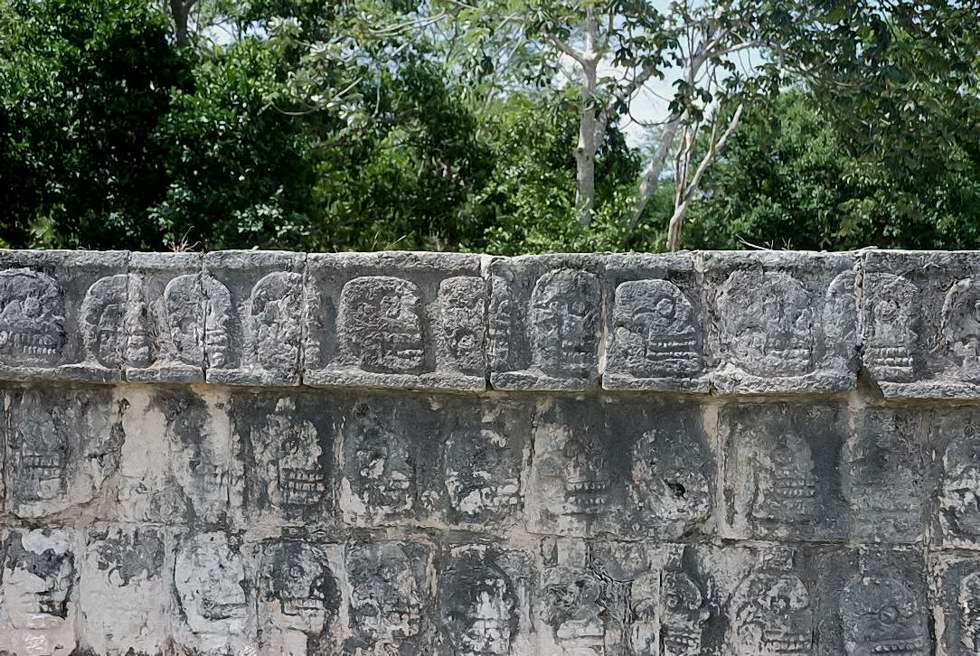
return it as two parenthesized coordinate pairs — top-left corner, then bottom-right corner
(0, 527), (79, 656)
(932, 552), (980, 656)
(436, 544), (532, 656)
(1, 385), (125, 520)
(603, 253), (709, 392)
(845, 407), (926, 543)
(0, 250), (129, 383)
(256, 538), (345, 655)
(926, 406), (980, 549)
(155, 387), (244, 528)
(440, 398), (531, 530)
(703, 251), (859, 394)
(489, 255), (602, 391)
(125, 252), (206, 382)
(172, 529), (258, 654)
(304, 252), (486, 391)
(78, 524), (171, 655)
(338, 394), (445, 528)
(530, 539), (869, 656)
(720, 401), (848, 542)
(343, 540), (434, 655)
(836, 547), (931, 656)
(862, 251), (980, 398)
(525, 396), (715, 539)
(204, 250), (305, 386)
(232, 390), (336, 528)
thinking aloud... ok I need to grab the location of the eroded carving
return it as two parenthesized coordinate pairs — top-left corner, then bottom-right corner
(81, 526), (167, 653)
(80, 274), (152, 369)
(440, 547), (521, 655)
(203, 273), (232, 369)
(628, 428), (711, 535)
(529, 269), (599, 377)
(248, 271), (303, 374)
(438, 276), (485, 374)
(174, 532), (249, 637)
(841, 568), (927, 656)
(660, 566), (710, 656)
(750, 432), (818, 526)
(728, 549), (813, 656)
(941, 431), (980, 540)
(719, 271), (814, 376)
(163, 391), (240, 525)
(342, 402), (416, 524)
(5, 389), (123, 518)
(865, 273), (917, 381)
(255, 398), (327, 512)
(944, 277), (980, 381)
(345, 543), (427, 650)
(843, 412), (922, 541)
(260, 541), (341, 639)
(611, 279), (700, 378)
(162, 273), (204, 366)
(443, 405), (522, 523)
(960, 570), (980, 655)
(0, 269), (66, 366)
(0, 529), (76, 654)
(339, 276), (425, 374)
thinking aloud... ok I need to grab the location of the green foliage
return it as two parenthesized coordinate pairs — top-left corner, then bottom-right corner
(476, 95), (666, 254)
(0, 0), (192, 248)
(684, 91), (980, 250)
(0, 0), (977, 254)
(149, 38), (323, 249)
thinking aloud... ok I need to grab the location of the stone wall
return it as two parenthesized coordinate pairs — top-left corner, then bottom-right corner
(0, 248), (978, 655)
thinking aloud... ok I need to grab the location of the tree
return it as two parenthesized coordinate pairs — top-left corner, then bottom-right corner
(684, 91), (980, 250)
(380, 0), (980, 250)
(0, 0), (192, 248)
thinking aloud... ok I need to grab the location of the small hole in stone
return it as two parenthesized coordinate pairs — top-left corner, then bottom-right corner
(666, 481), (686, 498)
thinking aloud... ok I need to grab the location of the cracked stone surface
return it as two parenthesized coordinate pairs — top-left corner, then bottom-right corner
(1, 249), (979, 654)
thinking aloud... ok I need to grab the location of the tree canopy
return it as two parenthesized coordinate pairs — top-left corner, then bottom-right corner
(0, 0), (977, 252)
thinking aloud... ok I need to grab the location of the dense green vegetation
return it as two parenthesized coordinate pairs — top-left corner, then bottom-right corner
(0, 0), (977, 252)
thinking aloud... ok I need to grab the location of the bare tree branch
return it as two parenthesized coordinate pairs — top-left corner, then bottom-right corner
(667, 102), (744, 250)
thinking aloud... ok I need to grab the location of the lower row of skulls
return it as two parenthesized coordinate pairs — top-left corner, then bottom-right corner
(0, 531), (939, 656)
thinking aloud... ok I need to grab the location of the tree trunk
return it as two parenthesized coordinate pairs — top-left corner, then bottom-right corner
(574, 103), (597, 227)
(169, 0), (194, 46)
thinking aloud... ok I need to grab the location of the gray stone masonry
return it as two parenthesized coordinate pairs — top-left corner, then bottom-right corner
(1, 248), (979, 655)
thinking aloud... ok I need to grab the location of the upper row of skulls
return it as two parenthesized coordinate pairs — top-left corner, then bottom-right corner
(0, 249), (976, 397)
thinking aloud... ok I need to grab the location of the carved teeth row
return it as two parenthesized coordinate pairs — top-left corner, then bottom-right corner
(21, 453), (64, 470)
(871, 639), (924, 654)
(283, 469), (324, 483)
(663, 629), (700, 648)
(566, 480), (608, 493)
(567, 495), (609, 509)
(283, 598), (326, 612)
(762, 633), (811, 652)
(773, 486), (817, 498)
(647, 339), (696, 348)
(870, 346), (912, 358)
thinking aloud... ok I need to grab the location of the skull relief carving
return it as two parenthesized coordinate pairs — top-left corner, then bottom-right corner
(529, 269), (599, 377)
(346, 543), (425, 644)
(729, 550), (813, 656)
(944, 277), (980, 381)
(865, 273), (917, 381)
(339, 276), (426, 374)
(174, 532), (249, 636)
(841, 571), (927, 656)
(440, 549), (519, 656)
(0, 269), (65, 366)
(611, 279), (700, 378)
(719, 271), (815, 377)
